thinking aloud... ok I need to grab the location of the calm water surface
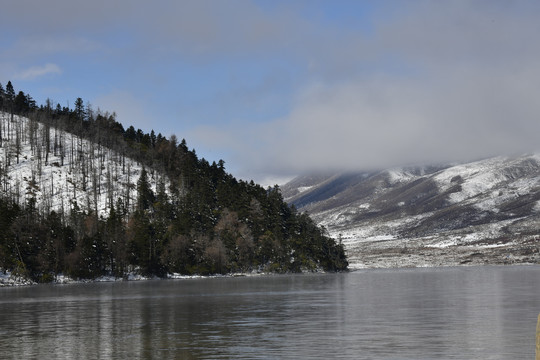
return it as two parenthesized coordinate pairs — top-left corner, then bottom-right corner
(0, 266), (539, 359)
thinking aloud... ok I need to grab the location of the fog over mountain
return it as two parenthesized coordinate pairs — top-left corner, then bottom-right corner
(282, 155), (540, 268)
(187, 1), (540, 182)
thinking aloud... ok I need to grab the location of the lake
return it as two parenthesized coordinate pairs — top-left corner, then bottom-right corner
(0, 266), (539, 359)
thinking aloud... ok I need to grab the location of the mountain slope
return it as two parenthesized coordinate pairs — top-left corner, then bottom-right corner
(0, 112), (163, 217)
(282, 156), (540, 268)
(0, 99), (347, 283)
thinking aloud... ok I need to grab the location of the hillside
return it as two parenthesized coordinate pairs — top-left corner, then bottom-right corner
(282, 156), (540, 269)
(0, 113), (163, 217)
(0, 83), (347, 283)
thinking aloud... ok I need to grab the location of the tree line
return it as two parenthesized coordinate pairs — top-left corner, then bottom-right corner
(0, 81), (347, 282)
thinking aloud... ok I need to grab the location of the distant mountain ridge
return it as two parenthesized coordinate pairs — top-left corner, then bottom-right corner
(282, 155), (540, 268)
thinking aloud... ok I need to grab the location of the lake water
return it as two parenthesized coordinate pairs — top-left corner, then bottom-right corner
(0, 266), (539, 359)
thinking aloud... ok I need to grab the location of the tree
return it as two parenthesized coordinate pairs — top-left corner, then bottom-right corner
(136, 168), (155, 211)
(150, 130), (156, 148)
(14, 91), (28, 114)
(0, 82), (4, 112)
(0, 198), (21, 270)
(104, 205), (127, 277)
(5, 81), (14, 104)
(6, 81), (15, 122)
(203, 238), (228, 274)
(74, 97), (85, 121)
(127, 210), (158, 275)
(161, 234), (193, 274)
(26, 94), (36, 110)
(0, 82), (4, 147)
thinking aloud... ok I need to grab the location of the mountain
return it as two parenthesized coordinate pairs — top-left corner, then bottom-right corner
(282, 156), (540, 269)
(0, 84), (347, 283)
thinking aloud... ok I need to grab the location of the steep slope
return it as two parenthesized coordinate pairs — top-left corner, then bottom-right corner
(283, 156), (540, 268)
(0, 112), (164, 217)
(0, 105), (347, 283)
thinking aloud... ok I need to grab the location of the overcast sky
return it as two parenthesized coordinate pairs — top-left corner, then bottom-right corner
(1, 0), (540, 186)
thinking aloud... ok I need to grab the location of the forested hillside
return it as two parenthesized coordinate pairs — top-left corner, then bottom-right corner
(0, 81), (347, 282)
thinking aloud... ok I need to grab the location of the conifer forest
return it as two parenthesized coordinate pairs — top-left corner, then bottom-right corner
(0, 81), (347, 282)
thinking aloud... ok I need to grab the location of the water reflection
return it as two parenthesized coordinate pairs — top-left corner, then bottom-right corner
(0, 266), (539, 359)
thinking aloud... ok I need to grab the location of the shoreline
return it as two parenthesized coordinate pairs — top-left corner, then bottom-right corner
(3, 261), (539, 287)
(0, 268), (329, 287)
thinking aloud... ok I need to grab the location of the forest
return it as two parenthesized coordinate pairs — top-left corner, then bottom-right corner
(0, 81), (348, 282)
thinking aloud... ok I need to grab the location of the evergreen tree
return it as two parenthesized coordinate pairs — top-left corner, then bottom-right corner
(14, 91), (29, 114)
(0, 82), (4, 147)
(5, 81), (14, 103)
(136, 168), (155, 211)
(5, 81), (15, 121)
(74, 97), (85, 121)
(104, 205), (127, 277)
(0, 82), (4, 111)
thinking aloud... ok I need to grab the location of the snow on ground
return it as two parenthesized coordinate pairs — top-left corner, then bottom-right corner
(297, 186), (313, 193)
(0, 113), (169, 217)
(432, 155), (540, 211)
(288, 154), (540, 269)
(434, 157), (509, 203)
(0, 268), (281, 286)
(0, 270), (35, 286)
(386, 168), (415, 184)
(326, 210), (433, 247)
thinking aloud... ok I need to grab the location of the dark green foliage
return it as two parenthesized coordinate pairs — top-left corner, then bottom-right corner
(0, 82), (348, 281)
(0, 199), (21, 271)
(5, 81), (14, 105)
(13, 91), (35, 114)
(74, 97), (85, 121)
(136, 168), (155, 211)
(0, 83), (4, 110)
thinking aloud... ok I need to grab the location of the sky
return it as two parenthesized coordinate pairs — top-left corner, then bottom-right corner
(1, 0), (540, 186)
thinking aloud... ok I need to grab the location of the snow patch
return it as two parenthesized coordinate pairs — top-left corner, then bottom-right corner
(386, 169), (414, 184)
(0, 113), (171, 217)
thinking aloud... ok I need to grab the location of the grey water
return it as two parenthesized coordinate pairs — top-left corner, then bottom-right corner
(0, 266), (539, 359)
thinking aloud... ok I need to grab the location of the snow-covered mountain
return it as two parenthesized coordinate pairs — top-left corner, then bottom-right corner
(282, 156), (540, 269)
(0, 112), (166, 218)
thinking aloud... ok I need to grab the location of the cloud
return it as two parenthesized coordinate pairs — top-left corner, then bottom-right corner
(3, 0), (540, 184)
(279, 71), (540, 171)
(195, 68), (540, 182)
(14, 63), (62, 80)
(0, 0), (332, 63)
(187, 1), (540, 181)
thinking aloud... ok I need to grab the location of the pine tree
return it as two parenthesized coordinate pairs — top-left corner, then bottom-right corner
(14, 91), (28, 114)
(0, 82), (4, 147)
(74, 97), (85, 121)
(136, 168), (155, 211)
(6, 81), (15, 123)
(0, 82), (4, 112)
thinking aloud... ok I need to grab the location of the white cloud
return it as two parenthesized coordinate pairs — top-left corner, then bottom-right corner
(14, 63), (62, 80)
(275, 70), (540, 172)
(3, 0), (540, 183)
(188, 0), (540, 181)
